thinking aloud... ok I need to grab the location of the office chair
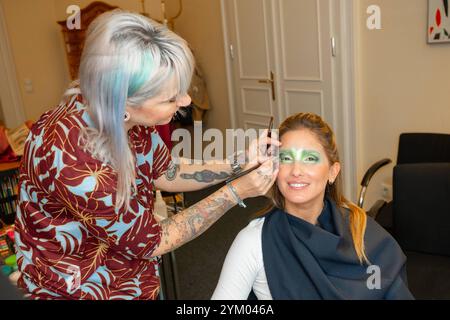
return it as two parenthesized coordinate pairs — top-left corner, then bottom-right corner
(359, 133), (450, 299)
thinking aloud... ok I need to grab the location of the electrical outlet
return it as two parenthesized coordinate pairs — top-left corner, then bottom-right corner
(381, 183), (392, 201)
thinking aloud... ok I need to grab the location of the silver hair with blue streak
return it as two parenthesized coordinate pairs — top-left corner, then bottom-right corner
(72, 10), (194, 209)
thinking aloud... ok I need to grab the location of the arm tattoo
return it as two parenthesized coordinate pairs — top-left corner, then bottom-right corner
(180, 170), (230, 183)
(165, 162), (180, 181)
(153, 187), (236, 256)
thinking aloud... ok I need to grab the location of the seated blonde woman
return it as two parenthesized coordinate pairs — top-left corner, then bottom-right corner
(212, 113), (414, 300)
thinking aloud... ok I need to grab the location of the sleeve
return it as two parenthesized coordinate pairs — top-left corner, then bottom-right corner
(211, 220), (263, 300)
(149, 128), (172, 180)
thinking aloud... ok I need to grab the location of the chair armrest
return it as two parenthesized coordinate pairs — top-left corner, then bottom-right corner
(357, 158), (392, 208)
(360, 158), (392, 187)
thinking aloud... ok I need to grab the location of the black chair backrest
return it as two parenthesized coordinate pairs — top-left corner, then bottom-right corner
(397, 133), (450, 165)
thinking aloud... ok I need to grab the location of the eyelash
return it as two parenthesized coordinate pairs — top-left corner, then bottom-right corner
(279, 155), (319, 163)
(304, 156), (319, 162)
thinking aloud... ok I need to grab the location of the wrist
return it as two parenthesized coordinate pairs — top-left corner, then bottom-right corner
(226, 181), (247, 208)
(229, 150), (245, 175)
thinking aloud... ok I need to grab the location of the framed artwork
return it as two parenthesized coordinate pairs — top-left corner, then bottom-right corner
(428, 0), (450, 43)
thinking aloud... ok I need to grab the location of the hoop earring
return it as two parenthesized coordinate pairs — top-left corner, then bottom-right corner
(124, 112), (131, 122)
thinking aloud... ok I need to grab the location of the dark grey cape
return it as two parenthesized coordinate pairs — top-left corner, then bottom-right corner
(262, 197), (414, 299)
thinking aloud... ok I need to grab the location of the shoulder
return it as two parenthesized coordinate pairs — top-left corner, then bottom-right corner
(236, 217), (265, 242)
(230, 217), (265, 258)
(129, 126), (166, 155)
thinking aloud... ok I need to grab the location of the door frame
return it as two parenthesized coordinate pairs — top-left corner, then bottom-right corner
(0, 2), (26, 128)
(221, 0), (358, 201)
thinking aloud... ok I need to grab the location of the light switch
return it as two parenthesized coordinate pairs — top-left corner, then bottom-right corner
(24, 79), (33, 93)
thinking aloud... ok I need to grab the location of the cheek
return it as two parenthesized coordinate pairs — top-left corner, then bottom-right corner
(309, 165), (331, 183)
(163, 104), (178, 117)
(276, 165), (290, 182)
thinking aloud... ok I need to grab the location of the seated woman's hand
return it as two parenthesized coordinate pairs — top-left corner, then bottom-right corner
(232, 158), (279, 200)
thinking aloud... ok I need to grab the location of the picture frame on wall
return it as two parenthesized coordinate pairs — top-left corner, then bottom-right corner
(428, 0), (450, 43)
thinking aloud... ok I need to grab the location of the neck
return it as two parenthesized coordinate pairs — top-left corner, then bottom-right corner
(125, 122), (134, 132)
(284, 196), (325, 225)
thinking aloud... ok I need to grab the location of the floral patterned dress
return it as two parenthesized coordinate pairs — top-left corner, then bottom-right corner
(14, 93), (171, 299)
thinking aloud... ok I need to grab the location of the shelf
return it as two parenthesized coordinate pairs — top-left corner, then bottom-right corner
(0, 162), (20, 226)
(0, 162), (20, 172)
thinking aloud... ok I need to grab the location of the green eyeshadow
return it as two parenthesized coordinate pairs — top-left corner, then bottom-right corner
(279, 148), (322, 164)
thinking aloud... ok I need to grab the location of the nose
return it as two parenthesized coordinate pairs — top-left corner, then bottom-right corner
(290, 161), (304, 177)
(177, 94), (192, 107)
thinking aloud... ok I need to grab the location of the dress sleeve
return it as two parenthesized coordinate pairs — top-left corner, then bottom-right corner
(149, 128), (172, 180)
(211, 219), (264, 300)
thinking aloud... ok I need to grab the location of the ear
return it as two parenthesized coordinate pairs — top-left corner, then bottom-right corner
(329, 162), (341, 183)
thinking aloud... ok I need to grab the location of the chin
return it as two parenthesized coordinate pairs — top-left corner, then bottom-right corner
(157, 118), (172, 126)
(281, 189), (324, 207)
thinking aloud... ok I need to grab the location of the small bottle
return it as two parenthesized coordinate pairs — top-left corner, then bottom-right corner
(154, 190), (168, 222)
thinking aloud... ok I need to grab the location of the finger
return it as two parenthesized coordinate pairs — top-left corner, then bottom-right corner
(267, 143), (280, 157)
(262, 137), (281, 147)
(263, 168), (279, 193)
(258, 129), (269, 139)
(257, 159), (274, 174)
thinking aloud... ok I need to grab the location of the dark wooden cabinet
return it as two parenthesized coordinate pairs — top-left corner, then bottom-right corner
(57, 1), (118, 80)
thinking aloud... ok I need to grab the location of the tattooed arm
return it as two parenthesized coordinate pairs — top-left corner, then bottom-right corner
(155, 132), (282, 193)
(154, 160), (236, 193)
(150, 186), (236, 257)
(150, 158), (279, 257)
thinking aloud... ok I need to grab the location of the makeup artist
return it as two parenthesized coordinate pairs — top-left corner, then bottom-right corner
(14, 11), (279, 300)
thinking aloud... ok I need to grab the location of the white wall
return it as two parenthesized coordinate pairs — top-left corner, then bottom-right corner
(355, 0), (450, 209)
(169, 0), (231, 133)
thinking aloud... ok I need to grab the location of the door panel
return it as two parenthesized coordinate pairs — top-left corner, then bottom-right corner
(273, 0), (333, 122)
(235, 0), (270, 79)
(285, 90), (323, 116)
(279, 0), (322, 80)
(226, 0), (277, 130)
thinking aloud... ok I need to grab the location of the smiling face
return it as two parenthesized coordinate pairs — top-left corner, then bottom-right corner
(276, 129), (340, 214)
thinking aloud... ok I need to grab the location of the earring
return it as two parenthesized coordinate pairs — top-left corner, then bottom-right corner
(124, 112), (131, 122)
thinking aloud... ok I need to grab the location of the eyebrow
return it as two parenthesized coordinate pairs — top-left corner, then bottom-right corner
(279, 149), (320, 153)
(302, 150), (321, 155)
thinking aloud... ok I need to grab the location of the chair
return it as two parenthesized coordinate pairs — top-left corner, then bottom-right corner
(360, 133), (450, 299)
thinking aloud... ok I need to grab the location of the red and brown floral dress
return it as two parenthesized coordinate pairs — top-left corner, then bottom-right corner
(14, 93), (171, 299)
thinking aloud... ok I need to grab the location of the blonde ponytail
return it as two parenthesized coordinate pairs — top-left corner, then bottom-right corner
(341, 197), (370, 265)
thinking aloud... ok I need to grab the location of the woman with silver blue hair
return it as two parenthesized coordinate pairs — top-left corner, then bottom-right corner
(15, 10), (279, 300)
